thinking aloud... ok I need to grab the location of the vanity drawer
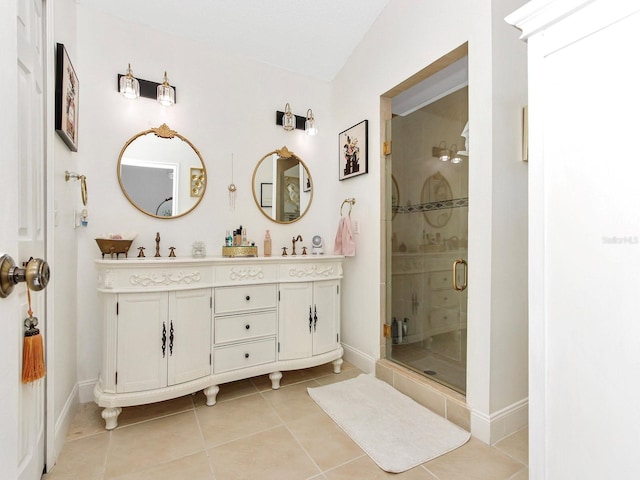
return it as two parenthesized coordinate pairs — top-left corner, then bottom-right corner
(214, 284), (276, 314)
(213, 338), (276, 373)
(429, 270), (452, 291)
(429, 308), (459, 328)
(214, 311), (277, 345)
(431, 290), (457, 308)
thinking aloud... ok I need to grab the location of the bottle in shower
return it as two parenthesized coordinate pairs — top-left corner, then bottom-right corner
(402, 318), (409, 343)
(391, 317), (399, 344)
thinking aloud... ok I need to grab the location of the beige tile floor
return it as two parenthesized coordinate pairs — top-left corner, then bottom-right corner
(43, 363), (528, 480)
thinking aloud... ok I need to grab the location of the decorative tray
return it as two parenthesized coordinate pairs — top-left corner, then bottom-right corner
(222, 246), (258, 257)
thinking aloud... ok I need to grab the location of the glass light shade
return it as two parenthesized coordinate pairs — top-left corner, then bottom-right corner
(439, 150), (450, 162)
(305, 109), (317, 136)
(157, 72), (175, 106)
(283, 103), (295, 131)
(120, 64), (140, 99)
(450, 144), (461, 163)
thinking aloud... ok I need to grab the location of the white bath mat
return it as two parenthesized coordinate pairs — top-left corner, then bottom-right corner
(307, 374), (470, 473)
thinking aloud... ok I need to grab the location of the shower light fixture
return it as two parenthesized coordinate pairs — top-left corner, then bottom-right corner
(432, 141), (465, 164)
(434, 141), (450, 162)
(450, 144), (462, 164)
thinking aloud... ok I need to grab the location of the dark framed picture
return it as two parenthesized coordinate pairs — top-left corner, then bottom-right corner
(260, 183), (273, 207)
(303, 167), (311, 192)
(339, 120), (368, 181)
(55, 43), (79, 151)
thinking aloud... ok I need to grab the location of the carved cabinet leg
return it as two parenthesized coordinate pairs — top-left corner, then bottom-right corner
(204, 385), (220, 406)
(332, 357), (343, 374)
(269, 371), (283, 389)
(101, 407), (122, 430)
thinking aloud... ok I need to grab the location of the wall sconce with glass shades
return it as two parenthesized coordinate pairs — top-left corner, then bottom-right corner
(276, 103), (318, 135)
(432, 141), (466, 164)
(118, 64), (176, 106)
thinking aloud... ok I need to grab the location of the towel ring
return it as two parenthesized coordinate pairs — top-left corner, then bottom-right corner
(340, 198), (356, 216)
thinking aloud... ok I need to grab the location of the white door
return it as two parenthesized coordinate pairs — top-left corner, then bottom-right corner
(17, 0), (47, 478)
(0, 1), (47, 479)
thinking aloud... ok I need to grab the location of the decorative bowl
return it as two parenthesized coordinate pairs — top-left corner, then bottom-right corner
(95, 238), (134, 259)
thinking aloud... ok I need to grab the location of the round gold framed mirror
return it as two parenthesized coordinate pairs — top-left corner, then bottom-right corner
(117, 124), (206, 219)
(421, 171), (452, 227)
(252, 146), (312, 224)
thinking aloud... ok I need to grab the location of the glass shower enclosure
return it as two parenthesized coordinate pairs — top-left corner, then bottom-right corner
(387, 81), (469, 395)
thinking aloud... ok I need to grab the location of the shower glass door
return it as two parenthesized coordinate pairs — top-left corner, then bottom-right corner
(387, 84), (469, 395)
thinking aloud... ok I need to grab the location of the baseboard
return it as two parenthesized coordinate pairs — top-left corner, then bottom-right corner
(78, 378), (97, 404)
(470, 397), (528, 444)
(341, 343), (376, 374)
(53, 384), (79, 463)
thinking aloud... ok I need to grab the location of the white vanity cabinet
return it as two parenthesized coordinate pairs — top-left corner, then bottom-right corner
(94, 256), (343, 430)
(278, 280), (340, 361)
(115, 289), (212, 393)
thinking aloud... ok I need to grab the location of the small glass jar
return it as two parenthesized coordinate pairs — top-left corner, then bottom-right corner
(192, 241), (206, 258)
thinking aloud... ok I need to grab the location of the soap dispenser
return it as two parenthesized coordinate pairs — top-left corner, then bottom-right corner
(264, 230), (272, 257)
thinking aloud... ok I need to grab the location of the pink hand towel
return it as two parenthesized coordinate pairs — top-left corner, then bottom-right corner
(333, 216), (356, 256)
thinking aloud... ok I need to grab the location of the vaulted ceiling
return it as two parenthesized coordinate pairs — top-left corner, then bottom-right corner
(77, 0), (390, 82)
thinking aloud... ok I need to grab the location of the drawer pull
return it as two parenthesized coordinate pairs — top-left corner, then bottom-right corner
(244, 353), (250, 359)
(313, 305), (318, 332)
(245, 295), (251, 301)
(162, 322), (167, 358)
(245, 324), (251, 330)
(169, 320), (174, 356)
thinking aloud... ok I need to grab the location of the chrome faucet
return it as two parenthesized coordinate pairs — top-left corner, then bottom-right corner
(292, 235), (303, 255)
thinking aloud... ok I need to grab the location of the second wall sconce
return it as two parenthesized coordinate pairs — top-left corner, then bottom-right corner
(276, 103), (318, 135)
(305, 109), (317, 136)
(432, 141), (464, 164)
(117, 64), (177, 106)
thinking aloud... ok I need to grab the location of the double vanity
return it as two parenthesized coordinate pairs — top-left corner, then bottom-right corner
(93, 124), (336, 429)
(93, 255), (343, 429)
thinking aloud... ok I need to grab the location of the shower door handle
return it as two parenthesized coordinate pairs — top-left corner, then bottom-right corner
(452, 259), (467, 291)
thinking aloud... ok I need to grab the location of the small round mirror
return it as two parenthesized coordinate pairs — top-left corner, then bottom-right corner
(252, 146), (312, 223)
(117, 124), (206, 219)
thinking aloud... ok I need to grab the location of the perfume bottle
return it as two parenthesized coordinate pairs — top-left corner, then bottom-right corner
(264, 230), (272, 257)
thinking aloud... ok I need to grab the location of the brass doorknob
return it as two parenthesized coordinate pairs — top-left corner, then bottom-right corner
(0, 255), (50, 298)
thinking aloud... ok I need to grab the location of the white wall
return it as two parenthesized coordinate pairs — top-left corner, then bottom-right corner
(75, 6), (336, 397)
(48, 0), (81, 465)
(332, 0), (528, 442)
(72, 0), (528, 444)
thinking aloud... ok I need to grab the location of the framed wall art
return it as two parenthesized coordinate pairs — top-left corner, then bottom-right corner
(55, 43), (79, 151)
(339, 120), (368, 181)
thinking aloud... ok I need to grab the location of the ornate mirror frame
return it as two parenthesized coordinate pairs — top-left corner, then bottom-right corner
(117, 124), (207, 219)
(251, 146), (313, 224)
